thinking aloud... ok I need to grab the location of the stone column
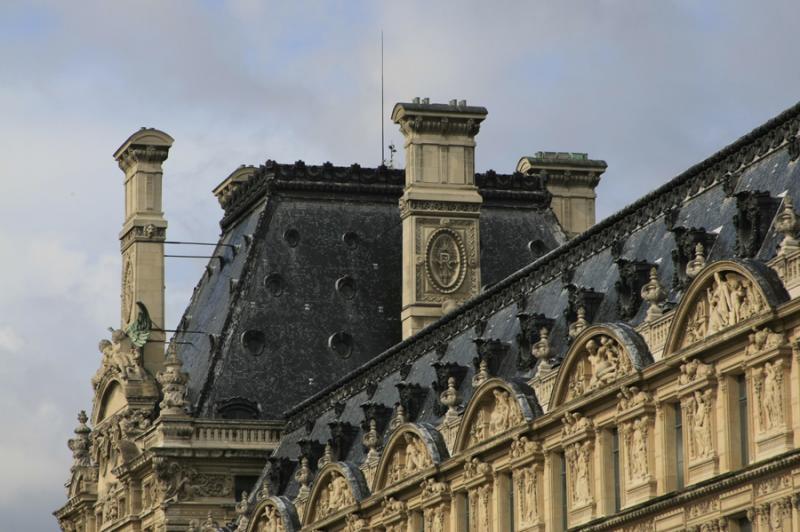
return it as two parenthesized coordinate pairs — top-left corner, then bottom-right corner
(392, 99), (486, 338)
(114, 128), (173, 374)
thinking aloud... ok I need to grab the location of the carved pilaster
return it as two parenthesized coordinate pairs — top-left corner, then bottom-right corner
(677, 359), (719, 484)
(561, 413), (597, 526)
(615, 386), (657, 506)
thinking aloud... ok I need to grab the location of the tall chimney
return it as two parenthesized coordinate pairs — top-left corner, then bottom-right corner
(392, 99), (487, 339)
(516, 152), (606, 237)
(113, 128), (173, 373)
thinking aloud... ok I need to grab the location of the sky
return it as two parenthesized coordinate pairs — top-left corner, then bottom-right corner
(1, 1), (800, 529)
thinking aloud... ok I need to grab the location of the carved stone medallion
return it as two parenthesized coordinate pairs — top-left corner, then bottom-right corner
(425, 228), (466, 293)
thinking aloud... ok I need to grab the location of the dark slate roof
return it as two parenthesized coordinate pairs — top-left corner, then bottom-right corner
(172, 161), (565, 420)
(263, 99), (800, 499)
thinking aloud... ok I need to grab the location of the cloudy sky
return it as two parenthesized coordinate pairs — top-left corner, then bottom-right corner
(2, 1), (800, 529)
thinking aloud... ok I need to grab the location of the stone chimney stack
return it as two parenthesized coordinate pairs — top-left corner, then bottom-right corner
(516, 152), (607, 237)
(392, 98), (487, 339)
(113, 128), (173, 373)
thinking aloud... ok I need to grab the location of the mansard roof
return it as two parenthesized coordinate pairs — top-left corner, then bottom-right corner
(172, 160), (566, 420)
(262, 98), (800, 500)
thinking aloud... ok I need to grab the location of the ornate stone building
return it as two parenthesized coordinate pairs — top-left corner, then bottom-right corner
(56, 97), (800, 532)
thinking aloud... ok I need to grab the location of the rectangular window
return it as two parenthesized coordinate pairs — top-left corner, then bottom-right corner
(560, 452), (568, 530)
(736, 516), (752, 532)
(612, 428), (621, 511)
(675, 403), (684, 489)
(737, 374), (749, 466)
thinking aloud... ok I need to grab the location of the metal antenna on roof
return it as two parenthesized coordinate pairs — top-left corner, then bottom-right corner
(381, 30), (385, 167)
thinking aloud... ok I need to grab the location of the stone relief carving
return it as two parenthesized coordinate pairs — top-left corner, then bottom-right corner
(756, 498), (791, 532)
(424, 504), (447, 532)
(256, 505), (285, 532)
(561, 412), (594, 438)
(745, 327), (785, 356)
(153, 458), (232, 504)
(682, 271), (766, 347)
(342, 513), (367, 532)
(752, 359), (786, 433)
(682, 389), (715, 461)
(678, 359), (715, 386)
(122, 255), (134, 324)
(90, 409), (151, 472)
(463, 457), (492, 479)
(567, 335), (632, 400)
(384, 432), (431, 484)
(468, 483), (493, 532)
(641, 267), (667, 322)
(621, 417), (650, 483)
(467, 388), (523, 447)
(514, 463), (541, 526)
(565, 440), (593, 507)
(616, 386), (653, 413)
(425, 227), (467, 293)
(510, 435), (539, 460)
(314, 472), (355, 520)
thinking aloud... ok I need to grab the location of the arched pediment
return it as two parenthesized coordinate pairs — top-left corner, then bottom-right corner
(453, 378), (540, 454)
(373, 423), (449, 492)
(664, 259), (789, 356)
(247, 496), (300, 532)
(304, 462), (368, 525)
(93, 379), (127, 425)
(551, 324), (652, 408)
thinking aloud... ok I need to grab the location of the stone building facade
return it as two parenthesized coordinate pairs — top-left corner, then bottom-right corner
(56, 97), (800, 532)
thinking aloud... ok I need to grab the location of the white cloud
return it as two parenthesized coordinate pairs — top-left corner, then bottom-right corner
(2, 1), (800, 529)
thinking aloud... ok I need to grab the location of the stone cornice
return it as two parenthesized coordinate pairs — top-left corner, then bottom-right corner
(282, 99), (800, 432)
(218, 161), (552, 229)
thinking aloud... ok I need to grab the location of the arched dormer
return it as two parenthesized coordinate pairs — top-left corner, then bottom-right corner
(664, 259), (789, 356)
(453, 378), (540, 454)
(551, 324), (652, 409)
(247, 495), (300, 532)
(93, 378), (127, 425)
(304, 462), (368, 525)
(372, 423), (449, 492)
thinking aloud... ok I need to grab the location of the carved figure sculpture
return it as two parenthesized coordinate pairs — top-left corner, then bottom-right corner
(257, 505), (285, 532)
(566, 441), (592, 506)
(516, 465), (539, 525)
(686, 389), (714, 460)
(625, 417), (649, 482)
(403, 433), (429, 474)
(754, 359), (785, 432)
(683, 271), (765, 346)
